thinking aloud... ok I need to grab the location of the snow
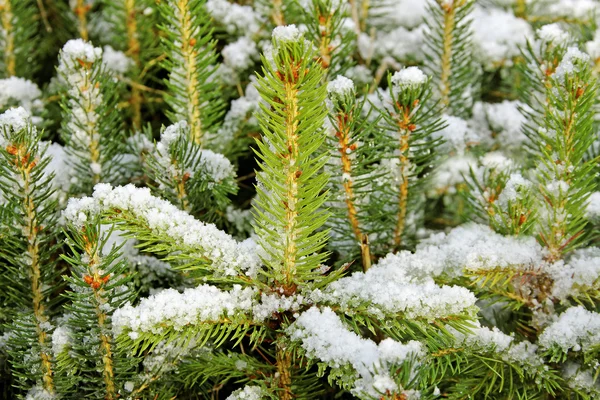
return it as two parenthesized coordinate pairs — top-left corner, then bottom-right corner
(124, 381), (135, 392)
(585, 29), (600, 60)
(112, 284), (256, 335)
(380, 223), (545, 279)
(497, 173), (532, 206)
(206, 0), (261, 35)
(586, 192), (600, 221)
(51, 326), (71, 355)
(434, 115), (480, 155)
(60, 38), (102, 63)
(449, 321), (543, 368)
(536, 24), (570, 45)
(102, 45), (133, 74)
(553, 46), (590, 80)
(470, 101), (528, 150)
(563, 363), (600, 395)
(25, 386), (56, 400)
(391, 67), (428, 91)
(252, 293), (305, 321)
(157, 121), (236, 183)
(288, 307), (424, 397)
(272, 25), (302, 43)
(327, 75), (355, 103)
(0, 106), (31, 134)
(222, 37), (258, 71)
(539, 306), (600, 352)
(0, 77), (43, 123)
(471, 7), (532, 66)
(226, 386), (265, 400)
(63, 184), (261, 277)
(546, 247), (600, 299)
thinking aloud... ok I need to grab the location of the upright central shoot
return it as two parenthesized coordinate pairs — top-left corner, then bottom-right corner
(253, 26), (330, 295)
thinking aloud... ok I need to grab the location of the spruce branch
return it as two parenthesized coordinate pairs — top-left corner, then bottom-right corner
(103, 0), (159, 129)
(60, 217), (137, 399)
(371, 67), (444, 253)
(253, 25), (330, 292)
(57, 39), (125, 195)
(424, 0), (479, 117)
(0, 0), (38, 79)
(158, 0), (224, 147)
(0, 108), (60, 396)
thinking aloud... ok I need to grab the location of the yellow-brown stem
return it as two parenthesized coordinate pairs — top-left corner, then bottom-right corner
(81, 67), (102, 184)
(348, 0), (360, 34)
(16, 146), (54, 393)
(74, 0), (89, 41)
(282, 75), (300, 288)
(360, 234), (371, 271)
(36, 0), (52, 32)
(514, 0), (526, 18)
(393, 132), (410, 248)
(336, 115), (362, 242)
(318, 13), (333, 70)
(275, 340), (293, 400)
(1, 0), (16, 76)
(176, 0), (203, 144)
(439, 3), (456, 108)
(272, 0), (285, 26)
(125, 0), (142, 129)
(335, 113), (372, 267)
(175, 169), (191, 211)
(83, 236), (116, 400)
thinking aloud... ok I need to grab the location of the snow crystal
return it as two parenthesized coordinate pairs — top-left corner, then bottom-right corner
(434, 115), (479, 155)
(539, 306), (600, 352)
(0, 77), (43, 119)
(124, 381), (135, 392)
(272, 25), (302, 43)
(63, 184), (260, 276)
(199, 150), (236, 182)
(430, 154), (477, 194)
(563, 363), (600, 395)
(226, 386), (265, 400)
(543, 0), (597, 19)
(449, 321), (544, 368)
(206, 0), (261, 35)
(471, 7), (532, 66)
(497, 173), (532, 206)
(25, 386), (55, 400)
(553, 46), (590, 80)
(311, 259), (478, 320)
(479, 152), (514, 171)
(585, 29), (600, 60)
(546, 247), (600, 299)
(385, 223), (545, 279)
(288, 307), (423, 397)
(252, 293), (305, 321)
(102, 45), (133, 74)
(368, 0), (428, 29)
(536, 24), (570, 45)
(222, 37), (258, 71)
(112, 284), (256, 335)
(586, 192), (600, 221)
(391, 67), (428, 91)
(470, 101), (528, 150)
(61, 38), (102, 63)
(51, 326), (71, 355)
(0, 106), (31, 134)
(158, 121), (235, 182)
(327, 75), (355, 103)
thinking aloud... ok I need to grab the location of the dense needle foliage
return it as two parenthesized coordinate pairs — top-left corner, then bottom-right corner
(0, 0), (599, 399)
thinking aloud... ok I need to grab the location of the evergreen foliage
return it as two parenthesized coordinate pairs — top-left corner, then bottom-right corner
(0, 1), (600, 399)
